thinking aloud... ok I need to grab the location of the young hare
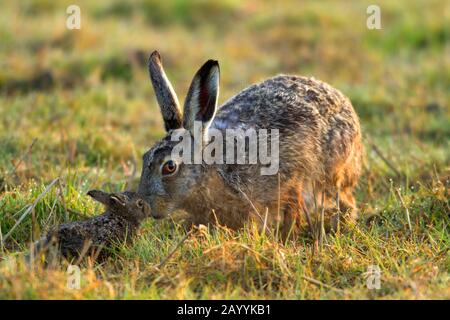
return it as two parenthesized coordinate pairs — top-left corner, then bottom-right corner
(138, 51), (362, 238)
(30, 190), (151, 261)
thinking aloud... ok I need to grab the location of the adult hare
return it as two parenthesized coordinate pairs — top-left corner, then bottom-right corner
(138, 51), (362, 237)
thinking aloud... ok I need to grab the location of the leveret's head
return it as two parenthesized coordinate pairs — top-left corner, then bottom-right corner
(87, 190), (151, 223)
(138, 51), (220, 220)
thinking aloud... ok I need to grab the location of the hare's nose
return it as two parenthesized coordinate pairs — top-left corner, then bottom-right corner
(151, 211), (165, 220)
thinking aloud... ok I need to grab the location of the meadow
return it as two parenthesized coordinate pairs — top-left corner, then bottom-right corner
(0, 0), (448, 299)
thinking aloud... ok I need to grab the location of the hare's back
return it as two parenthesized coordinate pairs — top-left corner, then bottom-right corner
(212, 75), (358, 135)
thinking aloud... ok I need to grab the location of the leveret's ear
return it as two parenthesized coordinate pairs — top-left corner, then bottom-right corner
(148, 50), (183, 131)
(109, 193), (127, 208)
(87, 190), (110, 205)
(183, 59), (220, 136)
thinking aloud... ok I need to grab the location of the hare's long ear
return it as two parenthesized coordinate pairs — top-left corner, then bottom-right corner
(148, 51), (183, 131)
(87, 190), (109, 205)
(183, 60), (220, 136)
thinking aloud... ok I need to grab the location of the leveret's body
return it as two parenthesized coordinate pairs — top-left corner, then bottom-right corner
(139, 51), (362, 238)
(30, 191), (151, 261)
(40, 211), (138, 259)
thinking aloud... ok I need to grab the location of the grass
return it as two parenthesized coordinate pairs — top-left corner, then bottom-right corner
(0, 0), (449, 299)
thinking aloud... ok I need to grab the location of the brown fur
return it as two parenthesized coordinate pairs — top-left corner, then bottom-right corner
(138, 51), (363, 238)
(28, 191), (151, 262)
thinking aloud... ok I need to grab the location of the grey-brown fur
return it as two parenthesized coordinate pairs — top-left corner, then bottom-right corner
(30, 190), (151, 261)
(139, 51), (362, 238)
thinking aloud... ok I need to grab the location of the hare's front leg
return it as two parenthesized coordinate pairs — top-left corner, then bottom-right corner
(280, 185), (310, 240)
(329, 187), (358, 232)
(311, 187), (358, 233)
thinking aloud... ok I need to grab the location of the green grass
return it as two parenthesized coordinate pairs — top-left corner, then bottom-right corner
(0, 0), (449, 299)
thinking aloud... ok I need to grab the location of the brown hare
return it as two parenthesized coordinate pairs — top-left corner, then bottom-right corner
(29, 190), (151, 261)
(138, 51), (362, 238)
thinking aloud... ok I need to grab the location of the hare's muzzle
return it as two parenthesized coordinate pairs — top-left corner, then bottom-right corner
(151, 211), (165, 220)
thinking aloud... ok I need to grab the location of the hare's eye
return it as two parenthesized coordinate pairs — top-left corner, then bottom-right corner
(161, 160), (177, 176)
